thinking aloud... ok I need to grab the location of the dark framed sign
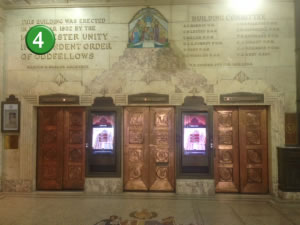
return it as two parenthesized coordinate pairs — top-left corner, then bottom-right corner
(1, 95), (20, 133)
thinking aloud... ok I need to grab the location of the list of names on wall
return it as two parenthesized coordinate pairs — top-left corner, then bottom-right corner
(183, 14), (281, 68)
(20, 18), (111, 69)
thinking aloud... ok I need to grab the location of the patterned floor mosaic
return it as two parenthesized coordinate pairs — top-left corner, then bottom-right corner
(93, 210), (186, 225)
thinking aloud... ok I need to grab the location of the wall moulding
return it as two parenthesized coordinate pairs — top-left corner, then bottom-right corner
(1, 0), (293, 9)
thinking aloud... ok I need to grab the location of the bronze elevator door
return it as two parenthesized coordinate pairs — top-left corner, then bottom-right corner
(214, 106), (268, 193)
(124, 107), (175, 191)
(37, 107), (86, 190)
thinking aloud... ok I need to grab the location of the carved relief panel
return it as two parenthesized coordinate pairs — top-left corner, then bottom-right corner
(214, 106), (268, 194)
(124, 107), (149, 191)
(239, 107), (268, 193)
(63, 108), (86, 190)
(214, 107), (239, 193)
(124, 107), (175, 192)
(37, 108), (64, 190)
(37, 107), (86, 191)
(149, 107), (174, 191)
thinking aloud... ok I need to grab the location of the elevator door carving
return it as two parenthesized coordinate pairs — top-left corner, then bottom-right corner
(124, 107), (175, 191)
(37, 107), (86, 190)
(214, 106), (268, 193)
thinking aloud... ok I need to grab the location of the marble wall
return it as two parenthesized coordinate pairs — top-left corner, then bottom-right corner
(3, 3), (296, 111)
(0, 8), (5, 192)
(176, 179), (215, 196)
(0, 2), (296, 196)
(85, 178), (123, 194)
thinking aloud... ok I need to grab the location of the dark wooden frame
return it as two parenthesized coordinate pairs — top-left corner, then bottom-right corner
(1, 95), (21, 133)
(86, 106), (122, 177)
(176, 105), (214, 179)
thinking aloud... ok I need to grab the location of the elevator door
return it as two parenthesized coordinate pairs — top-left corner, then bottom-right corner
(214, 106), (268, 193)
(124, 107), (175, 191)
(37, 107), (86, 190)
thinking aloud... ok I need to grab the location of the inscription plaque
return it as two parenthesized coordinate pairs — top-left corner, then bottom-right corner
(39, 94), (79, 104)
(128, 93), (169, 104)
(220, 92), (264, 104)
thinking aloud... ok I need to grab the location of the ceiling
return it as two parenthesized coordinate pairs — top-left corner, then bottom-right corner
(0, 0), (290, 9)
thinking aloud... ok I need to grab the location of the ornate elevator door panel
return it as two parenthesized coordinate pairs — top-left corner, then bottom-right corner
(124, 107), (175, 191)
(37, 107), (86, 190)
(239, 107), (268, 193)
(214, 107), (240, 193)
(124, 107), (149, 191)
(149, 107), (175, 191)
(37, 108), (64, 190)
(63, 108), (86, 190)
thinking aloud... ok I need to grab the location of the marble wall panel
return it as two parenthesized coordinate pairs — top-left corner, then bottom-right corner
(171, 5), (188, 22)
(176, 179), (215, 196)
(85, 178), (123, 194)
(278, 191), (300, 200)
(2, 179), (32, 192)
(3, 150), (20, 179)
(109, 6), (142, 24)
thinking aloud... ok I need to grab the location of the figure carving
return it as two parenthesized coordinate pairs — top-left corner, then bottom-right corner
(156, 167), (168, 179)
(247, 168), (262, 183)
(219, 167), (233, 182)
(218, 112), (232, 127)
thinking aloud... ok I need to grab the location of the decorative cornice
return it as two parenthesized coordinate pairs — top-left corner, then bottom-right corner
(2, 0), (292, 9)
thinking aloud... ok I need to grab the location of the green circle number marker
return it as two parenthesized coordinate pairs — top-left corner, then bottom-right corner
(26, 25), (55, 55)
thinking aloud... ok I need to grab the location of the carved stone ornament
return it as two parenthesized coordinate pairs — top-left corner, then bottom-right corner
(54, 73), (67, 86)
(233, 71), (249, 83)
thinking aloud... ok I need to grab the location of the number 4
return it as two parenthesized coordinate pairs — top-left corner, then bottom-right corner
(33, 32), (44, 48)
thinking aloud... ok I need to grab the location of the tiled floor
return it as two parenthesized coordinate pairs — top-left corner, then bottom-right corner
(0, 192), (299, 225)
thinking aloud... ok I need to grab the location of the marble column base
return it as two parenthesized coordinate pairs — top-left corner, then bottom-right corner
(176, 179), (215, 195)
(2, 179), (32, 192)
(278, 190), (300, 200)
(85, 178), (123, 194)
